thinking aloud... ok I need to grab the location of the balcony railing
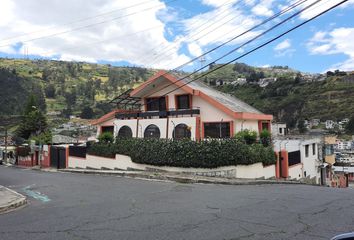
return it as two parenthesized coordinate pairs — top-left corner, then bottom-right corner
(116, 108), (200, 119)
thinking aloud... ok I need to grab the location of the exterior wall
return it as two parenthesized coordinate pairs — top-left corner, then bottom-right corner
(96, 118), (115, 137)
(41, 145), (51, 168)
(271, 123), (287, 136)
(168, 117), (197, 140)
(18, 155), (34, 167)
(235, 120), (259, 133)
(289, 163), (303, 180)
(274, 138), (321, 183)
(301, 142), (319, 181)
(138, 118), (168, 138)
(114, 119), (138, 138)
(114, 117), (198, 140)
(141, 83), (186, 110)
(67, 154), (276, 179)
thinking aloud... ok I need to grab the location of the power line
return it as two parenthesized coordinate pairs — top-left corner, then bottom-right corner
(136, 0), (241, 65)
(0, 0), (178, 48)
(154, 0), (309, 70)
(144, 0), (316, 99)
(160, 0), (348, 99)
(0, 0), (159, 42)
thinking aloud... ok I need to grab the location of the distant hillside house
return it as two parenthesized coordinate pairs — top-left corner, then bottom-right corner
(92, 71), (272, 140)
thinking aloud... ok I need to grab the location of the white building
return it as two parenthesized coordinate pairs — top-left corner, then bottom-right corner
(274, 137), (322, 183)
(325, 120), (335, 129)
(92, 71), (273, 140)
(336, 140), (352, 150)
(271, 122), (287, 136)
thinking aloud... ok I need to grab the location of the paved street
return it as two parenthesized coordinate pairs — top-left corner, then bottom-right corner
(0, 166), (353, 240)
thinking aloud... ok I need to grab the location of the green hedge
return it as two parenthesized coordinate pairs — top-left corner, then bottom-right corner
(87, 138), (276, 168)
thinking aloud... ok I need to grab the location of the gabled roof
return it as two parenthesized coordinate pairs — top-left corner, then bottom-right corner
(91, 109), (124, 125)
(131, 70), (272, 120)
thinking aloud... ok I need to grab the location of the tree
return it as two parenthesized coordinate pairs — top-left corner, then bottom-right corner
(345, 116), (354, 135)
(80, 106), (94, 119)
(16, 95), (48, 139)
(297, 119), (307, 134)
(45, 84), (56, 98)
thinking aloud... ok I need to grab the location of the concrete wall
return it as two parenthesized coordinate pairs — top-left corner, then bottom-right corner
(68, 154), (276, 179)
(289, 163), (303, 180)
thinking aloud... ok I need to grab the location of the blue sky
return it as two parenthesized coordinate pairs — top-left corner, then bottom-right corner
(0, 0), (353, 73)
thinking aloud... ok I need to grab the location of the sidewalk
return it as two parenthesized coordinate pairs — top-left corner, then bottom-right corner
(59, 168), (302, 186)
(0, 186), (27, 214)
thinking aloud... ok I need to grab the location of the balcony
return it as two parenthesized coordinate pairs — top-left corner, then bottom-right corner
(116, 108), (200, 119)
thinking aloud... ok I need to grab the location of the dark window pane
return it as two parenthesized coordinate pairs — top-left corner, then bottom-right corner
(288, 151), (301, 166)
(173, 124), (191, 139)
(144, 124), (160, 138)
(101, 126), (114, 134)
(312, 143), (316, 155)
(305, 145), (309, 157)
(204, 122), (230, 138)
(146, 97), (166, 111)
(176, 95), (190, 109)
(118, 126), (133, 138)
(262, 122), (269, 131)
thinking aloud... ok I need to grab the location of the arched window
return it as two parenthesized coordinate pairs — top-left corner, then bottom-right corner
(173, 124), (191, 139)
(118, 126), (133, 138)
(144, 124), (160, 139)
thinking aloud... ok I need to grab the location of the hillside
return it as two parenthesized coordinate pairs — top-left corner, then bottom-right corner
(205, 64), (354, 128)
(0, 58), (156, 128)
(1, 58), (354, 130)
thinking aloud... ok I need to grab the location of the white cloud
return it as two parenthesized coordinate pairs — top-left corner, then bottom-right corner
(307, 27), (354, 71)
(187, 42), (203, 57)
(0, 0), (190, 69)
(274, 39), (295, 57)
(201, 0), (238, 8)
(251, 0), (275, 17)
(274, 39), (291, 51)
(298, 0), (354, 20)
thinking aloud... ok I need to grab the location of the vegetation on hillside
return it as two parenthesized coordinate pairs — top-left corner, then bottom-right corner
(0, 58), (156, 129)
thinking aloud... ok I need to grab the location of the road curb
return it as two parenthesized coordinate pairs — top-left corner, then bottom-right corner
(58, 169), (302, 186)
(0, 186), (27, 214)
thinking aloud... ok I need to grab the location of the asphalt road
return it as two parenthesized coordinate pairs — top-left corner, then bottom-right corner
(0, 166), (353, 240)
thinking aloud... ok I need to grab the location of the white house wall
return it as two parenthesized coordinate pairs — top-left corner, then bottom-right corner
(168, 117), (197, 140)
(114, 119), (138, 138)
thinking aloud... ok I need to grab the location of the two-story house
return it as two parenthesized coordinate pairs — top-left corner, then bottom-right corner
(92, 71), (273, 140)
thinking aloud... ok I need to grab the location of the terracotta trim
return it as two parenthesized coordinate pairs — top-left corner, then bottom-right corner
(195, 116), (201, 141)
(165, 95), (169, 110)
(174, 94), (192, 110)
(230, 121), (234, 137)
(66, 146), (69, 169)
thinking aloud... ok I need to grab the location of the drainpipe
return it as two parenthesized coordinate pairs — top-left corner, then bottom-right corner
(166, 117), (169, 139)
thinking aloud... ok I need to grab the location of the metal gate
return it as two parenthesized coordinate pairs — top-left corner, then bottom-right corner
(50, 146), (67, 169)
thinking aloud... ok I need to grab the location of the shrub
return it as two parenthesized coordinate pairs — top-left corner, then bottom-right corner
(234, 129), (258, 144)
(260, 129), (271, 147)
(98, 132), (114, 143)
(88, 138), (276, 168)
